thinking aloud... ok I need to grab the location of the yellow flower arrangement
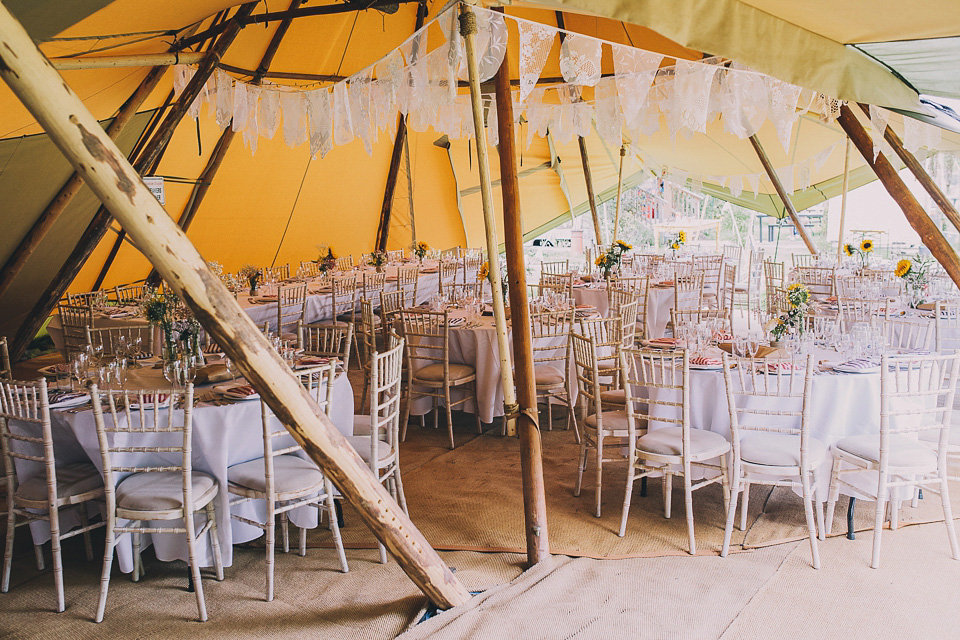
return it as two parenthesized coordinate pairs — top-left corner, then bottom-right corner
(670, 242), (680, 250)
(614, 239), (633, 252)
(412, 241), (429, 261)
(895, 259), (911, 278)
(477, 261), (489, 281)
(860, 239), (874, 253)
(595, 256), (605, 267)
(677, 230), (686, 244)
(843, 243), (855, 257)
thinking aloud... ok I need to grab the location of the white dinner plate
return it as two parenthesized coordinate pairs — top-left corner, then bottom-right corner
(213, 384), (260, 401)
(48, 392), (89, 409)
(832, 363), (881, 374)
(689, 363), (723, 371)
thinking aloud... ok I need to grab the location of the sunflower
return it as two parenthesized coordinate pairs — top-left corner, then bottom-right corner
(677, 230), (687, 243)
(477, 261), (489, 281)
(615, 240), (633, 251)
(895, 259), (911, 278)
(843, 243), (855, 257)
(595, 256), (605, 266)
(671, 242), (680, 250)
(860, 239), (874, 253)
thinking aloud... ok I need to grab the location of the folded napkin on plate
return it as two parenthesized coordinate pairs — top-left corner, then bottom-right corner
(657, 280), (674, 286)
(222, 384), (257, 398)
(296, 356), (332, 368)
(105, 310), (134, 319)
(766, 361), (803, 372)
(690, 356), (722, 366)
(194, 363), (240, 385)
(48, 390), (86, 404)
(448, 317), (466, 327)
(647, 338), (678, 347)
(575, 304), (595, 309)
(834, 358), (879, 370)
(713, 332), (734, 342)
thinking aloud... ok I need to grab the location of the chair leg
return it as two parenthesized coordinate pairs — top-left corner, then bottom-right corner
(281, 512), (290, 554)
(400, 386), (411, 443)
(49, 505), (65, 612)
(360, 375), (370, 415)
(325, 483), (349, 573)
(33, 543), (45, 571)
(663, 472), (673, 520)
(800, 468), (821, 570)
(619, 466), (636, 537)
(183, 512), (208, 622)
(739, 481), (751, 531)
(299, 526), (307, 557)
(444, 386), (455, 450)
(825, 455), (843, 536)
(871, 472), (888, 569)
(132, 528), (142, 582)
(683, 469), (696, 555)
(813, 471), (825, 542)
(473, 383), (482, 435)
(594, 439), (603, 518)
(94, 525), (116, 623)
(546, 396), (553, 431)
(206, 502), (224, 581)
(889, 484), (900, 531)
(721, 462), (741, 558)
(2, 507), (15, 593)
(80, 507), (94, 562)
(574, 437), (587, 498)
(720, 454), (731, 516)
(940, 473), (960, 560)
(394, 469), (409, 514)
(265, 508), (275, 602)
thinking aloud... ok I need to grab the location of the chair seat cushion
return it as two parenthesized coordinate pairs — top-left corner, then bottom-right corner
(636, 427), (730, 458)
(116, 471), (217, 512)
(534, 364), (565, 387)
(228, 455), (325, 495)
(345, 435), (393, 464)
(599, 389), (625, 405)
(413, 363), (475, 383)
(835, 434), (937, 468)
(740, 433), (826, 468)
(15, 463), (103, 503)
(584, 410), (630, 433)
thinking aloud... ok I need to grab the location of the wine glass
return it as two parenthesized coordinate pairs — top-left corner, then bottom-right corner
(71, 353), (89, 391)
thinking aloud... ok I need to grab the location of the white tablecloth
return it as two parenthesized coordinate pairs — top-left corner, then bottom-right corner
(12, 366), (354, 572)
(573, 284), (674, 337)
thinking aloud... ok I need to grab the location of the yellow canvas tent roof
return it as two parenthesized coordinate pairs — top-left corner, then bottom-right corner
(1, 1), (960, 352)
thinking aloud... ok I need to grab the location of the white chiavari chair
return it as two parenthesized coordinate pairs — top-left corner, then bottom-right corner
(570, 332), (630, 518)
(396, 264), (420, 308)
(1, 378), (105, 612)
(764, 260), (785, 313)
(58, 303), (94, 360)
(386, 249), (404, 263)
(792, 254), (816, 268)
(299, 323), (354, 374)
(86, 326), (156, 359)
(461, 254), (482, 285)
(674, 272), (705, 315)
(934, 301), (960, 481)
(399, 310), (481, 449)
(335, 255), (354, 271)
(882, 317), (933, 351)
(438, 261), (460, 295)
(276, 282), (308, 342)
(721, 266), (737, 335)
(734, 249), (764, 327)
(541, 260), (570, 276)
(693, 254), (724, 308)
(837, 297), (887, 331)
(540, 272), (574, 299)
(721, 354), (824, 568)
(299, 261), (319, 278)
(722, 245), (742, 269)
(440, 247), (462, 261)
(91, 383), (223, 622)
(65, 291), (101, 307)
(346, 335), (407, 564)
(263, 264), (290, 281)
(356, 298), (381, 413)
(227, 362), (348, 601)
(113, 282), (147, 305)
(619, 348), (730, 553)
(530, 309), (578, 440)
(795, 266), (836, 298)
(826, 352), (960, 568)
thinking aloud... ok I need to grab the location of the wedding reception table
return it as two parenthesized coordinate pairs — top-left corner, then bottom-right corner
(10, 361), (354, 572)
(573, 281), (675, 337)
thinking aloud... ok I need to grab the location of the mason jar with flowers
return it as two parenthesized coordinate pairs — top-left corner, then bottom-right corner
(895, 255), (932, 308)
(843, 239), (874, 272)
(594, 240), (633, 280)
(239, 265), (262, 296)
(368, 250), (388, 273)
(315, 246), (337, 276)
(765, 283), (811, 345)
(668, 230), (686, 259)
(412, 241), (429, 264)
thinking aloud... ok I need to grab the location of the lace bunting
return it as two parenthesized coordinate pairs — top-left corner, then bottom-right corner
(559, 34), (602, 86)
(518, 20), (555, 104)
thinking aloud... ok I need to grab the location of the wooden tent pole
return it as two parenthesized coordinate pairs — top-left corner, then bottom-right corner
(375, 0), (426, 253)
(836, 105), (960, 287)
(857, 103), (960, 235)
(0, 3), (471, 610)
(748, 134), (818, 255)
(554, 12), (604, 247)
(836, 138), (851, 263)
(51, 51), (207, 70)
(459, 4), (517, 439)
(612, 145), (626, 243)
(492, 10), (551, 567)
(93, 3), (257, 291)
(10, 6), (253, 358)
(0, 63), (167, 301)
(144, 0), (304, 284)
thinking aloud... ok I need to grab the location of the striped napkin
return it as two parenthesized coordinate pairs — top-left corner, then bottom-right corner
(835, 358), (879, 370)
(690, 356), (722, 366)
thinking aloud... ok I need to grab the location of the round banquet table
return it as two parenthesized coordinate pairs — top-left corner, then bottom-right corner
(10, 361), (354, 573)
(573, 282), (675, 337)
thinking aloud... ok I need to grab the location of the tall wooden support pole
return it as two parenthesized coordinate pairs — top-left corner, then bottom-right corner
(612, 145), (626, 243)
(10, 5), (254, 358)
(836, 138), (851, 263)
(748, 134), (818, 255)
(0, 3), (471, 610)
(837, 105), (960, 288)
(459, 5), (517, 439)
(375, 0), (426, 253)
(93, 2), (257, 290)
(858, 103), (960, 235)
(492, 16), (550, 567)
(0, 63), (166, 300)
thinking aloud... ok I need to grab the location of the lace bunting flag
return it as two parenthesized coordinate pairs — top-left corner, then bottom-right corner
(870, 105), (891, 160)
(241, 85), (260, 153)
(903, 116), (942, 153)
(767, 78), (801, 152)
(232, 80), (249, 133)
(304, 87), (333, 159)
(259, 88), (281, 140)
(332, 81), (354, 146)
(459, 9), (507, 82)
(720, 66), (768, 139)
(612, 45), (663, 127)
(215, 69), (234, 130)
(280, 91), (307, 147)
(350, 69), (373, 155)
(518, 20), (555, 104)
(559, 34), (602, 86)
(594, 76), (622, 148)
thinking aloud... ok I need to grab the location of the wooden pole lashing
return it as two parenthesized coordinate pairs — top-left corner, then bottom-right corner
(748, 134), (819, 255)
(459, 4), (518, 439)
(836, 104), (960, 288)
(492, 11), (551, 567)
(0, 1), (471, 610)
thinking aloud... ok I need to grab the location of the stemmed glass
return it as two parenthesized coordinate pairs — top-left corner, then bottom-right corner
(71, 353), (90, 391)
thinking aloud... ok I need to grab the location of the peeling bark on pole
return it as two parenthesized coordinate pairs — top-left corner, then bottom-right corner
(0, 1), (470, 610)
(493, 12), (551, 567)
(837, 105), (960, 288)
(748, 134), (818, 255)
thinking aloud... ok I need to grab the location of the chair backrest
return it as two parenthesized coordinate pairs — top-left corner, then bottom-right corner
(692, 254), (723, 290)
(387, 249), (405, 263)
(86, 325), (156, 359)
(540, 272), (574, 297)
(674, 273), (704, 312)
(882, 317), (932, 351)
(837, 297), (886, 330)
(795, 266), (835, 297)
(570, 332), (602, 418)
(335, 255), (354, 271)
(672, 261), (694, 278)
(745, 249), (764, 287)
(397, 265), (420, 307)
(66, 291), (101, 307)
(530, 308), (574, 369)
(722, 245), (742, 268)
(722, 354), (815, 469)
(792, 254), (815, 268)
(722, 265), (737, 326)
(445, 282), (483, 302)
(299, 323), (354, 372)
(462, 255), (482, 283)
(358, 339), (405, 470)
(277, 282), (308, 337)
(293, 360), (337, 415)
(615, 276), (650, 339)
(440, 247), (461, 261)
(621, 347), (687, 442)
(617, 300), (639, 347)
(577, 316), (625, 387)
(541, 260), (569, 276)
(438, 261), (460, 293)
(113, 283), (146, 305)
(636, 254), (664, 273)
(763, 260), (784, 290)
(671, 308), (731, 333)
(607, 287), (638, 318)
(380, 289), (406, 329)
(0, 379), (56, 504)
(58, 303), (95, 359)
(357, 298), (379, 370)
(264, 264), (290, 281)
(400, 309), (450, 369)
(91, 384), (194, 514)
(880, 353), (960, 449)
(935, 301), (960, 353)
(362, 271), (387, 300)
(0, 336), (11, 381)
(330, 274), (358, 319)
(299, 261), (319, 278)
(862, 269), (903, 297)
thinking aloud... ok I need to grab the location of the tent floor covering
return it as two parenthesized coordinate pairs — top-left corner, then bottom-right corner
(1, 358), (959, 638)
